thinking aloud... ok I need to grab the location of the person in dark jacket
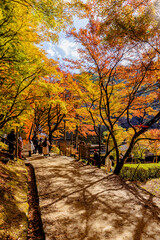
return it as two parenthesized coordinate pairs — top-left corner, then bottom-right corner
(38, 138), (43, 154)
(32, 136), (38, 153)
(7, 129), (16, 154)
(92, 149), (100, 167)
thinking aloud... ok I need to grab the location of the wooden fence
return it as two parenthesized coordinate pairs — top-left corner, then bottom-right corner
(59, 141), (106, 162)
(59, 141), (160, 164)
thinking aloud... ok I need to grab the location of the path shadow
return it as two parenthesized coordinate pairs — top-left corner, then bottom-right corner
(31, 155), (160, 240)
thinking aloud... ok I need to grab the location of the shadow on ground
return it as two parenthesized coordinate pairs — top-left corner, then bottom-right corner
(28, 154), (160, 240)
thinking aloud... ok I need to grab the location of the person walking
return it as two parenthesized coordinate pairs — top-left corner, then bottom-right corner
(42, 137), (50, 157)
(109, 155), (115, 172)
(105, 155), (110, 172)
(92, 149), (99, 166)
(30, 140), (35, 154)
(32, 136), (38, 153)
(38, 138), (43, 155)
(18, 137), (23, 159)
(105, 155), (114, 173)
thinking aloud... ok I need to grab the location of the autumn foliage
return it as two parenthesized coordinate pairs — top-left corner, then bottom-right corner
(0, 0), (160, 175)
(65, 0), (160, 174)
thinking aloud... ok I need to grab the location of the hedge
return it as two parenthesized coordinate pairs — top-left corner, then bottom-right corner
(120, 163), (160, 182)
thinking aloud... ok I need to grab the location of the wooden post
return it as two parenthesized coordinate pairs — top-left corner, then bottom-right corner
(156, 147), (158, 163)
(79, 142), (81, 160)
(105, 143), (110, 172)
(64, 119), (66, 142)
(98, 125), (101, 168)
(75, 125), (78, 150)
(63, 120), (66, 155)
(87, 143), (91, 164)
(71, 132), (73, 145)
(71, 132), (73, 155)
(16, 126), (18, 160)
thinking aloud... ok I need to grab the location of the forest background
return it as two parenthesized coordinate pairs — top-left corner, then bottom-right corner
(0, 0), (160, 174)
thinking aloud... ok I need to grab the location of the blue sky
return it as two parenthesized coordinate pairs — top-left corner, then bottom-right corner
(43, 17), (88, 62)
(43, 36), (79, 61)
(42, 0), (160, 64)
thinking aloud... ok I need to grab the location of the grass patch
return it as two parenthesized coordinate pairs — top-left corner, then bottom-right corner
(0, 159), (29, 240)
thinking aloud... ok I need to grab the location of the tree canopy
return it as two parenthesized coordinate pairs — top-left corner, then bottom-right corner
(0, 0), (70, 130)
(65, 0), (160, 173)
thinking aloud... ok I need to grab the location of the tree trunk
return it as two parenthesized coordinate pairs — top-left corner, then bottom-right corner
(28, 124), (33, 141)
(114, 135), (137, 175)
(114, 160), (124, 175)
(98, 125), (101, 168)
(75, 125), (78, 150)
(48, 116), (52, 151)
(49, 132), (52, 151)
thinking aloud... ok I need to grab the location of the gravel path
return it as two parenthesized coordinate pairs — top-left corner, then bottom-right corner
(28, 153), (160, 240)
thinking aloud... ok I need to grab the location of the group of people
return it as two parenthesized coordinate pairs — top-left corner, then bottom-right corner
(31, 136), (50, 157)
(92, 149), (115, 173)
(5, 129), (51, 159)
(6, 130), (115, 168)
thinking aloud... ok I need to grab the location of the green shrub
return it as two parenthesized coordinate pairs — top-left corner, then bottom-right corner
(137, 168), (149, 182)
(50, 145), (60, 154)
(80, 159), (88, 164)
(120, 163), (160, 182)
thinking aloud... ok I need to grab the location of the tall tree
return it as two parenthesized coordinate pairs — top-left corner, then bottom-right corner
(67, 72), (104, 159)
(30, 70), (79, 145)
(0, 0), (70, 129)
(33, 80), (66, 144)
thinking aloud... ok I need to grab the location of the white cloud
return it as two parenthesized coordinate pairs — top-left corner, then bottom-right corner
(42, 38), (80, 60)
(46, 48), (56, 57)
(59, 38), (79, 59)
(62, 0), (72, 2)
(45, 42), (61, 59)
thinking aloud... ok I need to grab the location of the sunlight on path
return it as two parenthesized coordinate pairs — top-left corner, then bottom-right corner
(28, 154), (160, 240)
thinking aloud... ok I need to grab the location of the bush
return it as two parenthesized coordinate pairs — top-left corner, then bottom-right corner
(120, 163), (160, 182)
(80, 159), (87, 163)
(50, 145), (60, 154)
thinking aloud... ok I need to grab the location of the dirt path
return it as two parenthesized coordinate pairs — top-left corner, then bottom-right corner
(28, 153), (160, 240)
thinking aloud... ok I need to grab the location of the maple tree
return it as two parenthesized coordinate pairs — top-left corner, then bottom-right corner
(66, 2), (160, 174)
(0, 0), (159, 175)
(0, 0), (70, 131)
(28, 69), (81, 145)
(136, 129), (160, 159)
(67, 72), (104, 160)
(98, 0), (160, 52)
(31, 75), (67, 144)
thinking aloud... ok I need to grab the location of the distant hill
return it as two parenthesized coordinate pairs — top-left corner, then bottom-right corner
(118, 116), (160, 129)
